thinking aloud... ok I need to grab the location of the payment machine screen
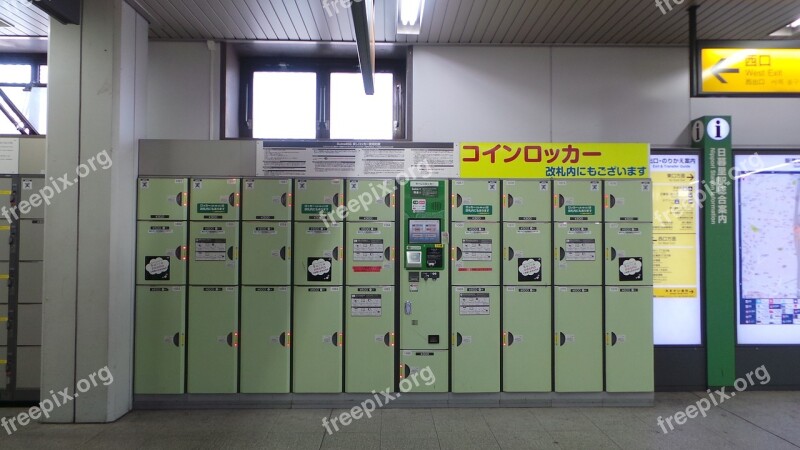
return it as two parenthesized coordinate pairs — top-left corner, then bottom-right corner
(409, 219), (441, 244)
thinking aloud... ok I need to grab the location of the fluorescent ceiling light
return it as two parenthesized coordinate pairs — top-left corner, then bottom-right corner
(771, 16), (800, 36)
(397, 0), (425, 35)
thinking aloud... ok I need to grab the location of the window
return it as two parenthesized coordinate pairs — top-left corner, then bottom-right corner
(252, 72), (317, 139)
(0, 54), (47, 135)
(241, 58), (406, 140)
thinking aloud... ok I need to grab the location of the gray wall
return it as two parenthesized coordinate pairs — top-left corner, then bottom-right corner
(413, 46), (800, 148)
(147, 41), (220, 140)
(147, 43), (800, 147)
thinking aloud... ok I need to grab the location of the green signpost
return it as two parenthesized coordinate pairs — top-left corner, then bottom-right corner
(692, 116), (735, 387)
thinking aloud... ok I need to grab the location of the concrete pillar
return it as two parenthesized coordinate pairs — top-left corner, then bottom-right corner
(42, 0), (147, 422)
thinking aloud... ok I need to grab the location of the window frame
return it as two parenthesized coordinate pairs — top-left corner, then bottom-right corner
(239, 57), (406, 141)
(0, 53), (47, 135)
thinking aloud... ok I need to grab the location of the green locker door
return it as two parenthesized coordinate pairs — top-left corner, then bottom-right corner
(346, 222), (394, 285)
(136, 221), (187, 285)
(190, 178), (241, 221)
(604, 180), (653, 222)
(400, 274), (448, 350)
(345, 286), (394, 393)
(189, 222), (239, 285)
(605, 286), (653, 392)
(293, 286), (343, 393)
(20, 178), (45, 219)
(503, 223), (551, 286)
(0, 224), (10, 261)
(554, 222), (602, 286)
(187, 287), (238, 393)
(399, 350), (448, 393)
(346, 179), (395, 221)
(240, 287), (291, 393)
(451, 286), (500, 393)
(242, 178), (292, 221)
(294, 179), (343, 221)
(451, 180), (500, 222)
(138, 178), (188, 220)
(605, 223), (653, 285)
(554, 286), (602, 392)
(503, 286), (551, 392)
(553, 180), (602, 222)
(502, 180), (551, 222)
(451, 222), (500, 286)
(134, 286), (185, 394)
(293, 222), (343, 285)
(241, 222), (291, 285)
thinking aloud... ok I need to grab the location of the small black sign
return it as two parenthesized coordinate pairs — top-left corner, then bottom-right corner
(517, 257), (542, 282)
(619, 257), (643, 282)
(144, 256), (170, 281)
(307, 257), (332, 282)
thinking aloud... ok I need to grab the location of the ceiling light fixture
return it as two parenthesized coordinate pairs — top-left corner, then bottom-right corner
(770, 16), (800, 37)
(397, 0), (425, 35)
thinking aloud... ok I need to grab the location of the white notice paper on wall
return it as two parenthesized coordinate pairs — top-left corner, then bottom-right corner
(0, 138), (19, 174)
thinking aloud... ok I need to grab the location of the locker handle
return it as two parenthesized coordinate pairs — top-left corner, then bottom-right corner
(172, 333), (180, 347)
(508, 247), (515, 261)
(456, 332), (463, 347)
(404, 301), (412, 315)
(228, 193), (235, 206)
(456, 247), (463, 261)
(383, 332), (394, 347)
(401, 364), (411, 379)
(332, 246), (340, 261)
(175, 246), (182, 259)
(226, 332), (234, 347)
(280, 246), (287, 260)
(384, 247), (392, 261)
(609, 247), (617, 261)
(456, 194), (463, 208)
(507, 331), (515, 346)
(279, 332), (287, 347)
(332, 193), (340, 207)
(556, 194), (565, 208)
(610, 332), (618, 346)
(607, 194), (616, 209)
(506, 193), (514, 208)
(176, 192), (184, 206)
(559, 247), (565, 261)
(559, 332), (566, 346)
(280, 193), (287, 207)
(331, 332), (342, 347)
(384, 193), (392, 208)
(227, 246), (236, 260)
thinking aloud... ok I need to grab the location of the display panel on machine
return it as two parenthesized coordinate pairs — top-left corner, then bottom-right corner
(408, 219), (440, 244)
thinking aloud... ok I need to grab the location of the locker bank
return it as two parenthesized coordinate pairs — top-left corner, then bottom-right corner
(1, 1), (800, 448)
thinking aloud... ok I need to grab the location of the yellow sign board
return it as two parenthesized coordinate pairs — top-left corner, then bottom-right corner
(701, 48), (800, 94)
(459, 143), (649, 179)
(650, 155), (700, 300)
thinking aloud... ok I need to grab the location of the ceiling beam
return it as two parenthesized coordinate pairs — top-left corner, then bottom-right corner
(351, 0), (376, 95)
(32, 0), (81, 25)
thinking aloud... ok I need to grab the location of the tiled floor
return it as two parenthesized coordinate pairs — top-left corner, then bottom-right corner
(1, 392), (799, 449)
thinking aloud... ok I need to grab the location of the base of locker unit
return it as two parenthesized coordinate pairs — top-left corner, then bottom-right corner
(399, 349), (449, 393)
(132, 392), (654, 409)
